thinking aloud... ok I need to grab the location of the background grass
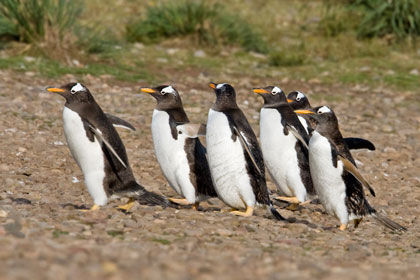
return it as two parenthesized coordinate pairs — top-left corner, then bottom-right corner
(0, 0), (419, 92)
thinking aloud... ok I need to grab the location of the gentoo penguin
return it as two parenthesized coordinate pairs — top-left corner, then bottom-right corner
(47, 83), (168, 211)
(295, 106), (406, 231)
(140, 85), (217, 210)
(287, 91), (376, 151)
(254, 86), (315, 208)
(206, 82), (284, 220)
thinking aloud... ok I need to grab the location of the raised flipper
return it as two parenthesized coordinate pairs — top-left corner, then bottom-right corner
(87, 123), (128, 168)
(344, 137), (375, 151)
(176, 123), (206, 138)
(338, 154), (375, 197)
(232, 125), (262, 175)
(106, 113), (136, 131)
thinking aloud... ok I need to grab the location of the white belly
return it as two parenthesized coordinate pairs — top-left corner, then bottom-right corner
(309, 131), (348, 224)
(260, 108), (307, 201)
(298, 116), (309, 134)
(151, 110), (196, 203)
(206, 109), (255, 209)
(62, 107), (107, 206)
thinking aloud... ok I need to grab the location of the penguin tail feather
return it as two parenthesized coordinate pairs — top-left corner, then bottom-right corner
(267, 204), (286, 221)
(134, 189), (170, 208)
(371, 212), (407, 232)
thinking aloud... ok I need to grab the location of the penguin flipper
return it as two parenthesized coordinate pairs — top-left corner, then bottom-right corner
(176, 123), (206, 138)
(338, 154), (376, 197)
(87, 124), (128, 169)
(286, 124), (309, 149)
(344, 137), (375, 151)
(106, 113), (136, 131)
(232, 126), (262, 176)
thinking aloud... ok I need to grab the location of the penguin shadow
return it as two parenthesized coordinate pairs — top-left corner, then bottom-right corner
(283, 216), (318, 229)
(10, 197), (32, 205)
(271, 198), (319, 229)
(61, 203), (89, 210)
(198, 206), (223, 213)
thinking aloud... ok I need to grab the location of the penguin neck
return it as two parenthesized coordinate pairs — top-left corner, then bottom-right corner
(65, 98), (102, 115)
(314, 121), (343, 146)
(262, 101), (287, 109)
(212, 96), (238, 112)
(158, 106), (189, 123)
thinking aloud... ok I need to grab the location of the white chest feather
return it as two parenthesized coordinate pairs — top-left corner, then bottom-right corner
(309, 131), (348, 223)
(151, 110), (195, 202)
(62, 107), (107, 205)
(259, 108), (307, 200)
(206, 109), (255, 209)
(298, 116), (310, 134)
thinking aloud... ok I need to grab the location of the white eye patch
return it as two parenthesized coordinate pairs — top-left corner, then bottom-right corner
(71, 83), (85, 94)
(318, 106), (331, 114)
(161, 86), (175, 95)
(216, 83), (226, 89)
(271, 86), (282, 95)
(296, 91), (306, 100)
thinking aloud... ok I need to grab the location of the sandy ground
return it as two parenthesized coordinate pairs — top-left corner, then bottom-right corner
(0, 70), (419, 280)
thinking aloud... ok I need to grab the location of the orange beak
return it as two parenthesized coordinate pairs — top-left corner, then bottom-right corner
(253, 88), (270, 94)
(209, 82), (216, 89)
(294, 109), (314, 115)
(140, 87), (157, 94)
(47, 87), (65, 93)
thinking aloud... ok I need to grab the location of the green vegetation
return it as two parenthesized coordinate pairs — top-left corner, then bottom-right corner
(107, 230), (124, 237)
(321, 0), (420, 39)
(52, 229), (69, 238)
(0, 0), (418, 92)
(0, 0), (83, 43)
(151, 238), (171, 245)
(352, 0), (420, 39)
(126, 0), (267, 53)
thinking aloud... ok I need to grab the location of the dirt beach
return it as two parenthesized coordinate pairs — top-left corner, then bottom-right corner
(0, 70), (419, 279)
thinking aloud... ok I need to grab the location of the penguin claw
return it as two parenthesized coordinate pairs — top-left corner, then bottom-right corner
(192, 202), (200, 211)
(117, 198), (135, 212)
(339, 224), (347, 231)
(230, 206), (254, 217)
(275, 196), (301, 204)
(80, 204), (100, 212)
(168, 198), (191, 206)
(286, 203), (300, 211)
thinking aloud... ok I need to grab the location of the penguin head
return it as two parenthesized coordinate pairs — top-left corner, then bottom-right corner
(287, 91), (311, 110)
(140, 85), (183, 109)
(295, 105), (339, 134)
(209, 82), (238, 110)
(46, 83), (94, 104)
(253, 86), (286, 105)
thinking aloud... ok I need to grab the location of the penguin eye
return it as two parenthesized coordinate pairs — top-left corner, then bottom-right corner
(71, 89), (76, 94)
(296, 97), (301, 102)
(317, 110), (323, 114)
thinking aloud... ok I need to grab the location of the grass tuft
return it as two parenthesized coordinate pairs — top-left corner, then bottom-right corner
(0, 0), (83, 43)
(351, 0), (420, 39)
(126, 0), (267, 53)
(320, 0), (420, 39)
